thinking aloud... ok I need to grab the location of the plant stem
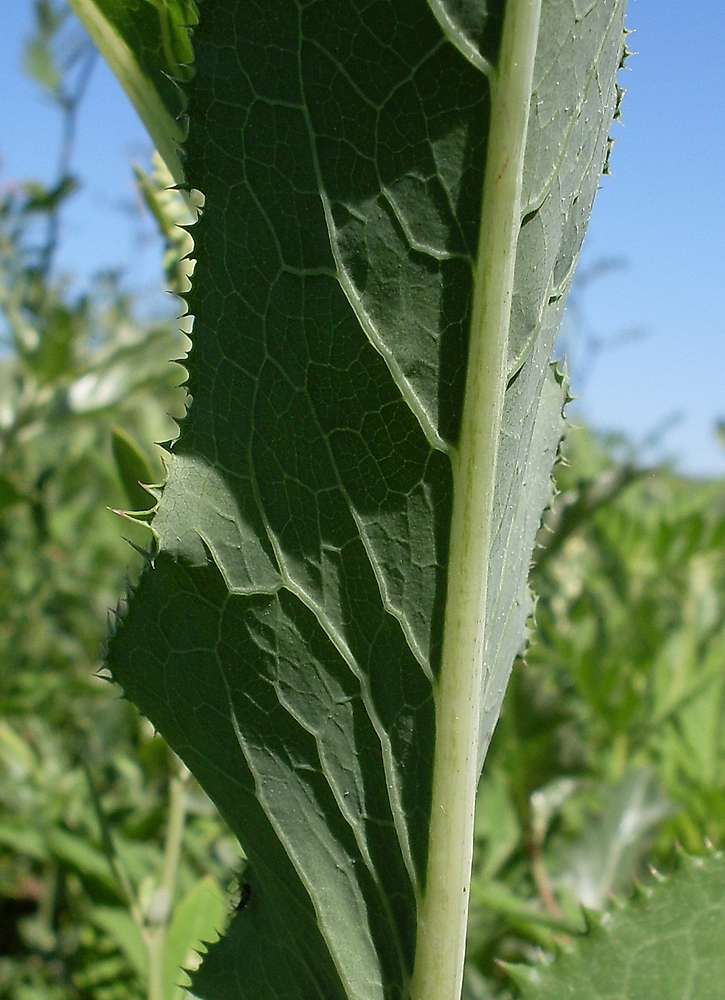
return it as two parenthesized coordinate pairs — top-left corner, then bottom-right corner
(409, 2), (542, 998)
(161, 771), (188, 904)
(39, 44), (96, 281)
(147, 767), (188, 1000)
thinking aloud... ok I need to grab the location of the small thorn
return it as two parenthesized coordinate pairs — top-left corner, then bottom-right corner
(122, 536), (156, 564)
(632, 877), (653, 900)
(580, 906), (603, 932)
(498, 961), (540, 989)
(110, 505), (157, 524)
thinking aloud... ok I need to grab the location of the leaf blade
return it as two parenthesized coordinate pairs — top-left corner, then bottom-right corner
(66, 0), (196, 183)
(104, 0), (628, 996)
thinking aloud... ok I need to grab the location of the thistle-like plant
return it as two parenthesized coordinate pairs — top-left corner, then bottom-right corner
(68, 1), (628, 997)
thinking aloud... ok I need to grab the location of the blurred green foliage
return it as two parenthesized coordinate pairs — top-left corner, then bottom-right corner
(0, 9), (235, 995)
(3, 4), (725, 1000)
(0, 143), (243, 997)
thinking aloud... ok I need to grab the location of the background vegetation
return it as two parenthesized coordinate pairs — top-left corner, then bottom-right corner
(2, 4), (724, 999)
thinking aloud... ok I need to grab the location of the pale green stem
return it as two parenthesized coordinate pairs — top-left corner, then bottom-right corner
(161, 772), (188, 903)
(147, 769), (188, 1000)
(146, 925), (166, 1000)
(409, 2), (542, 999)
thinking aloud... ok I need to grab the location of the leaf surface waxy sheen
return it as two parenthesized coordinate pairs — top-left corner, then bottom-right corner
(105, 0), (627, 997)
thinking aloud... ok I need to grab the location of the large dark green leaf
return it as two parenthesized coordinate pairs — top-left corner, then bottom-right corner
(514, 852), (725, 1000)
(104, 0), (627, 997)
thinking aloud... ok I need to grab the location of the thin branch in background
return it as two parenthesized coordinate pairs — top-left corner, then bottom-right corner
(21, 1), (98, 282)
(38, 42), (97, 280)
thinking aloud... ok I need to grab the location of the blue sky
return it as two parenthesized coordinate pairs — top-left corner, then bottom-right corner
(1, 1), (724, 476)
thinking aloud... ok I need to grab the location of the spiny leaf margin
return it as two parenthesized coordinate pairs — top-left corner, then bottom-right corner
(67, 0), (197, 184)
(513, 851), (725, 1000)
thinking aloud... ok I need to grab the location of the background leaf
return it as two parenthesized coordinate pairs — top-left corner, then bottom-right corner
(163, 875), (228, 1000)
(515, 852), (725, 1000)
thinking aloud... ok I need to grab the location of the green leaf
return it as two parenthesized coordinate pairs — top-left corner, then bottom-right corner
(556, 769), (673, 911)
(23, 38), (61, 94)
(111, 425), (158, 513)
(21, 175), (78, 214)
(516, 852), (725, 1000)
(90, 905), (148, 981)
(470, 880), (577, 935)
(103, 1), (627, 998)
(163, 875), (229, 1000)
(66, 0), (198, 184)
(22, 0), (66, 96)
(473, 765), (521, 882)
(44, 826), (118, 892)
(0, 823), (47, 862)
